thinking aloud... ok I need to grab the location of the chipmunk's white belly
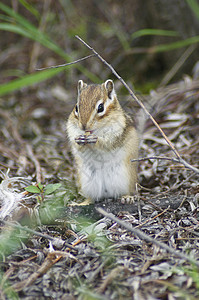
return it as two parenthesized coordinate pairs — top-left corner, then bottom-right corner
(76, 146), (130, 200)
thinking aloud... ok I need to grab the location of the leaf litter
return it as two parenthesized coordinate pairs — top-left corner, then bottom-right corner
(0, 74), (199, 299)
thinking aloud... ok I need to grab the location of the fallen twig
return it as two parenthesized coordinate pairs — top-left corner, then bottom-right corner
(36, 54), (96, 70)
(97, 266), (125, 293)
(96, 207), (199, 268)
(11, 252), (63, 292)
(75, 35), (199, 175)
(134, 206), (170, 229)
(131, 156), (185, 164)
(10, 250), (78, 292)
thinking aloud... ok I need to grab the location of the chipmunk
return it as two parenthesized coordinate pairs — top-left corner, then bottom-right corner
(66, 79), (139, 203)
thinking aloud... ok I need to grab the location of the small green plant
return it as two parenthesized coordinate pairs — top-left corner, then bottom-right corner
(25, 182), (62, 202)
(0, 224), (30, 257)
(76, 217), (111, 250)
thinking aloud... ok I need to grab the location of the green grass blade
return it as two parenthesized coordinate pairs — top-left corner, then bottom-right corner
(0, 3), (73, 60)
(0, 23), (34, 39)
(0, 2), (68, 58)
(131, 29), (179, 40)
(0, 4), (62, 57)
(0, 68), (63, 97)
(186, 0), (199, 20)
(0, 23), (68, 59)
(0, 3), (40, 34)
(0, 3), (99, 82)
(18, 0), (40, 19)
(150, 36), (199, 53)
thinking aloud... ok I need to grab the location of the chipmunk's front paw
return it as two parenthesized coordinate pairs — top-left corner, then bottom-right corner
(75, 134), (98, 145)
(120, 195), (137, 204)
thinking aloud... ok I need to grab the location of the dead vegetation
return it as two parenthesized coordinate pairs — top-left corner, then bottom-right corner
(0, 68), (199, 299)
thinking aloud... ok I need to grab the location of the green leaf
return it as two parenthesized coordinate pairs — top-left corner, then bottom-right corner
(37, 183), (44, 190)
(44, 183), (62, 195)
(25, 185), (41, 193)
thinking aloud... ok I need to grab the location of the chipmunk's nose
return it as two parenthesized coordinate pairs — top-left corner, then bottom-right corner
(79, 121), (86, 131)
(81, 124), (86, 131)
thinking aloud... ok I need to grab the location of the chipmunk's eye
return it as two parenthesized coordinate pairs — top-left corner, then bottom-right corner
(97, 103), (104, 113)
(75, 104), (78, 114)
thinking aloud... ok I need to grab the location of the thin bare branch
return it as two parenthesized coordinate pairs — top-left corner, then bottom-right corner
(36, 54), (96, 70)
(75, 36), (180, 158)
(11, 252), (63, 292)
(96, 207), (199, 267)
(131, 156), (184, 164)
(75, 35), (199, 175)
(132, 156), (199, 173)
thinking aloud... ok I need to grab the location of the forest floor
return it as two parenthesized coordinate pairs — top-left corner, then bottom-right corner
(0, 69), (199, 299)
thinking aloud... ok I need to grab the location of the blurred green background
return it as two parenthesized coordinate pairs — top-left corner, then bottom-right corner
(0, 0), (199, 96)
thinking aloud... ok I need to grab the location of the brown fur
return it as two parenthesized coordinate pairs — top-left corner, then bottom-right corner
(67, 80), (139, 200)
(79, 85), (102, 128)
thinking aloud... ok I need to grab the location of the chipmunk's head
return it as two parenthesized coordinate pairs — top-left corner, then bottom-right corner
(74, 79), (120, 131)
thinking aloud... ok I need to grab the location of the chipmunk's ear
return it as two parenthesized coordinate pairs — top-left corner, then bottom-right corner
(78, 80), (87, 92)
(104, 79), (115, 99)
